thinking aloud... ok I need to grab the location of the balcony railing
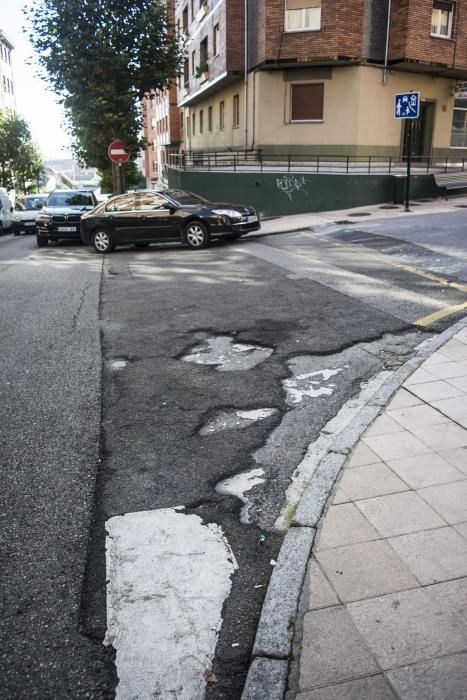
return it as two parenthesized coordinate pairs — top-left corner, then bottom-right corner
(168, 150), (467, 175)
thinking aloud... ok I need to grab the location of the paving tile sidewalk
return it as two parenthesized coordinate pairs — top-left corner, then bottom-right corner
(289, 328), (467, 700)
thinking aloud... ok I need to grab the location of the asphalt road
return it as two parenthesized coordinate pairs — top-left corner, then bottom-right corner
(1, 209), (466, 698)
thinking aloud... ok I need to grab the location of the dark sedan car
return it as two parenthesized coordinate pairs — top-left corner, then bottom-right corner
(80, 189), (260, 253)
(36, 190), (99, 247)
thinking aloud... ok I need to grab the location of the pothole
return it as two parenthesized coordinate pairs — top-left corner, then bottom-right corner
(282, 367), (345, 405)
(215, 469), (265, 524)
(109, 359), (128, 370)
(199, 408), (278, 435)
(181, 336), (273, 371)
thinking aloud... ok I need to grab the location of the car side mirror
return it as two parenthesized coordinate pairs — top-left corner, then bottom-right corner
(164, 204), (176, 214)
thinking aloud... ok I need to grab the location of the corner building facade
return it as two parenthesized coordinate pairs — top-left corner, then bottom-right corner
(176, 0), (467, 158)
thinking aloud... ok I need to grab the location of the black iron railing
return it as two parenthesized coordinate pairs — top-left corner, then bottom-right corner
(168, 149), (467, 175)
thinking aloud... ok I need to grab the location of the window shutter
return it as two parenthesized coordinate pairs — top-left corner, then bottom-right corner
(291, 83), (324, 121)
(286, 0), (321, 9)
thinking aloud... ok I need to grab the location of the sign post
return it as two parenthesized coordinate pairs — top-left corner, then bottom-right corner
(108, 140), (131, 195)
(394, 92), (420, 212)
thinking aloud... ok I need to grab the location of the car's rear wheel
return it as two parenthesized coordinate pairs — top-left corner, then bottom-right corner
(92, 229), (115, 254)
(36, 235), (48, 247)
(184, 221), (209, 249)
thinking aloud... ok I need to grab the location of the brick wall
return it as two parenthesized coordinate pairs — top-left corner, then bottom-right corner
(250, 0), (366, 67)
(389, 0), (467, 70)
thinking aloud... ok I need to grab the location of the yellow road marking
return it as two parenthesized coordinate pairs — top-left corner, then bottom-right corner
(302, 231), (467, 295)
(414, 301), (467, 327)
(300, 231), (467, 327)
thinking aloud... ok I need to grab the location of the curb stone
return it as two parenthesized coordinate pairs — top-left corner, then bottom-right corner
(252, 527), (315, 659)
(242, 314), (467, 700)
(241, 658), (289, 700)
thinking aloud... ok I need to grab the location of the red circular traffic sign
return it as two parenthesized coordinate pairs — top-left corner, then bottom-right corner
(108, 140), (130, 163)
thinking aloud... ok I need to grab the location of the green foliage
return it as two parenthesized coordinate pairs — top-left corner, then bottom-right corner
(25, 0), (184, 186)
(98, 160), (145, 193)
(0, 110), (44, 191)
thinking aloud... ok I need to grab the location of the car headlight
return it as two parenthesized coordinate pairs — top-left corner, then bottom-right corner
(212, 209), (242, 219)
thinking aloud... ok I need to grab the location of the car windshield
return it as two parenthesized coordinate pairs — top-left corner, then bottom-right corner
(165, 190), (208, 206)
(47, 192), (94, 207)
(24, 196), (47, 210)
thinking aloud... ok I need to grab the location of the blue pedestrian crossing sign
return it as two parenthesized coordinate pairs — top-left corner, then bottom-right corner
(394, 92), (420, 119)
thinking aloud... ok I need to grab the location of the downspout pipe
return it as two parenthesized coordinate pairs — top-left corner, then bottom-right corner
(383, 0), (392, 85)
(244, 0), (249, 149)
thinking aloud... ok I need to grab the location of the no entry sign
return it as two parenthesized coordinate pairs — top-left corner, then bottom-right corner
(108, 140), (130, 164)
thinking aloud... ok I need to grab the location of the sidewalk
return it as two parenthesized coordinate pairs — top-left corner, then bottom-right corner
(290, 328), (467, 699)
(259, 193), (467, 236)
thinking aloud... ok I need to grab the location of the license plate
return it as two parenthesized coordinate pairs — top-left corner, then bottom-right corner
(58, 226), (77, 232)
(247, 215), (258, 223)
(25, 221), (35, 226)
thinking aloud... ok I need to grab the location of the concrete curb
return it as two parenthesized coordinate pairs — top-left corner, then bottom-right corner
(241, 314), (467, 700)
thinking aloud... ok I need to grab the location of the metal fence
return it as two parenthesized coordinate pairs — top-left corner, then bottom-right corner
(168, 150), (467, 175)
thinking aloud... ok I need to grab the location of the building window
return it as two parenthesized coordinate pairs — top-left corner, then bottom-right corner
(192, 50), (196, 75)
(431, 1), (454, 38)
(183, 59), (189, 86)
(451, 87), (467, 147)
(200, 109), (204, 133)
(213, 24), (220, 55)
(285, 0), (321, 32)
(233, 94), (240, 128)
(192, 112), (196, 135)
(183, 6), (188, 33)
(186, 115), (190, 136)
(191, 0), (194, 21)
(291, 83), (324, 121)
(208, 105), (213, 132)
(219, 100), (225, 130)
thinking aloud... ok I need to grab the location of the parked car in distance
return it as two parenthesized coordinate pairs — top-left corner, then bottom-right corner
(13, 194), (48, 235)
(0, 188), (13, 234)
(80, 189), (260, 253)
(36, 189), (99, 247)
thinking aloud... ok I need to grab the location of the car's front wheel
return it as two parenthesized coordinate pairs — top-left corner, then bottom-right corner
(36, 235), (48, 247)
(184, 221), (210, 249)
(92, 229), (115, 254)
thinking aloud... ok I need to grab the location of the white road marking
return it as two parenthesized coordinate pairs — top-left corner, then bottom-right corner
(282, 368), (344, 404)
(104, 509), (238, 699)
(215, 469), (266, 523)
(182, 336), (273, 371)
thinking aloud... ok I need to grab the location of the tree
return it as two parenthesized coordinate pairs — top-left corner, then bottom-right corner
(26, 0), (184, 189)
(0, 110), (44, 192)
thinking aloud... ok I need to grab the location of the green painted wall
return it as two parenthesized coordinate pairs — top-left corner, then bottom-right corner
(168, 169), (439, 218)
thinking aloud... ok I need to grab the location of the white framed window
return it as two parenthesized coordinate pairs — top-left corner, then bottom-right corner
(285, 0), (321, 32)
(431, 1), (454, 38)
(450, 91), (467, 147)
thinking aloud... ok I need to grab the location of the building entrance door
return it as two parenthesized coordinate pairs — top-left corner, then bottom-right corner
(403, 101), (434, 162)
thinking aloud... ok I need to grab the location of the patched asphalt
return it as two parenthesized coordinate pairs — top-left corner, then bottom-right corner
(2, 216), (467, 698)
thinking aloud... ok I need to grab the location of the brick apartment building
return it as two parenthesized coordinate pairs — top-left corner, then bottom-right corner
(0, 29), (15, 112)
(174, 0), (467, 159)
(143, 83), (181, 187)
(142, 1), (182, 187)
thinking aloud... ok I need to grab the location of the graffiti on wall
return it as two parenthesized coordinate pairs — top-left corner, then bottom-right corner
(276, 175), (307, 201)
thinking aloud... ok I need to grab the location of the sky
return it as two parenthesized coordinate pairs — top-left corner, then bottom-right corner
(2, 0), (73, 159)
